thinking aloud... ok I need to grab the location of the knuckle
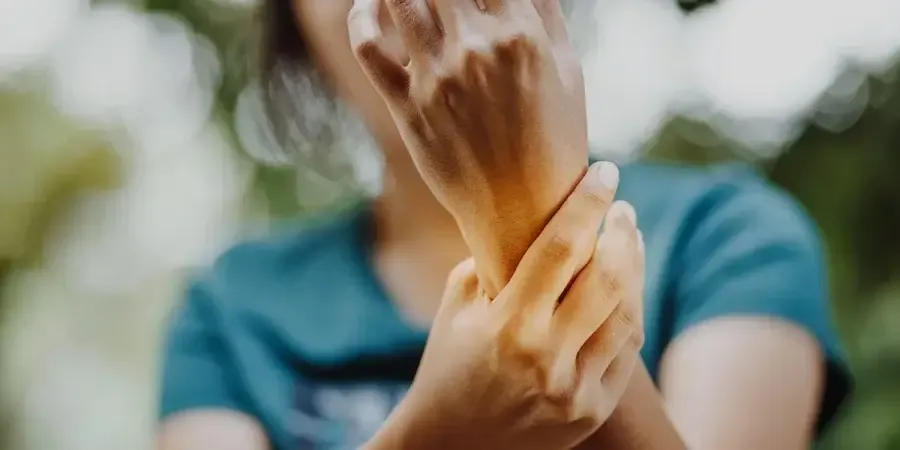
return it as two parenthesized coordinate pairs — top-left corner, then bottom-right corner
(543, 233), (574, 262)
(631, 326), (646, 349)
(346, 3), (367, 25)
(612, 306), (636, 334)
(495, 34), (540, 73)
(458, 47), (495, 80)
(427, 75), (465, 111)
(568, 391), (602, 424)
(580, 186), (613, 211)
(347, 5), (377, 43)
(434, 73), (464, 96)
(544, 358), (578, 407)
(447, 258), (476, 286)
(572, 398), (603, 425)
(351, 39), (381, 62)
(516, 327), (547, 357)
(545, 384), (577, 411)
(504, 318), (550, 362)
(596, 265), (625, 299)
(494, 33), (538, 58)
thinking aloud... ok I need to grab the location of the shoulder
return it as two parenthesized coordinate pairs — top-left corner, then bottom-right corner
(617, 161), (821, 259)
(618, 161), (828, 314)
(621, 163), (851, 429)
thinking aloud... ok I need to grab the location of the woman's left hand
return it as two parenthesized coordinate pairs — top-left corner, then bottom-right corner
(349, 0), (589, 296)
(366, 166), (646, 450)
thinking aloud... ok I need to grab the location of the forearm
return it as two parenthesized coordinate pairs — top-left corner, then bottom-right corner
(442, 158), (685, 450)
(576, 363), (686, 450)
(363, 390), (459, 450)
(452, 163), (688, 450)
(453, 165), (588, 298)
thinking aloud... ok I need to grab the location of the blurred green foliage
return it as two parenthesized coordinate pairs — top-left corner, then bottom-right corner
(648, 79), (900, 449)
(0, 88), (120, 269)
(1, 1), (898, 449)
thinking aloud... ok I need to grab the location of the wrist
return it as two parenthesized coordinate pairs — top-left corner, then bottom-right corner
(452, 176), (585, 298)
(457, 217), (537, 298)
(363, 390), (458, 450)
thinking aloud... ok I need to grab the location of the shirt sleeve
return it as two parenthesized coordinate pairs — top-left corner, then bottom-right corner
(158, 279), (252, 420)
(671, 175), (852, 431)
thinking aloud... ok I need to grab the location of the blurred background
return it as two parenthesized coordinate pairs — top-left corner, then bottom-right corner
(1, 0), (899, 449)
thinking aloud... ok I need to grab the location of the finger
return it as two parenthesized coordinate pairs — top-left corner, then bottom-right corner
(434, 258), (481, 323)
(442, 258), (480, 309)
(498, 161), (619, 316)
(635, 229), (645, 294)
(430, 257), (480, 333)
(603, 200), (643, 312)
(572, 345), (639, 421)
(480, 0), (509, 14)
(568, 301), (637, 418)
(570, 202), (644, 380)
(602, 201), (644, 327)
(596, 345), (640, 410)
(636, 229), (645, 263)
(603, 200), (637, 232)
(385, 0), (443, 64)
(551, 242), (627, 358)
(349, 0), (411, 103)
(430, 0), (483, 34)
(574, 296), (635, 378)
(531, 0), (569, 45)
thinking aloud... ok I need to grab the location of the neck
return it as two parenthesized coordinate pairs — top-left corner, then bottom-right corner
(368, 146), (472, 325)
(372, 149), (464, 247)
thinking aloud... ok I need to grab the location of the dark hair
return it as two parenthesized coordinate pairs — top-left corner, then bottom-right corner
(256, 0), (711, 159)
(260, 0), (712, 80)
(259, 0), (309, 153)
(259, 0), (351, 170)
(257, 0), (381, 198)
(261, 0), (308, 86)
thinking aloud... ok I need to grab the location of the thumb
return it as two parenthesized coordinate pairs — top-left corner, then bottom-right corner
(434, 258), (480, 322)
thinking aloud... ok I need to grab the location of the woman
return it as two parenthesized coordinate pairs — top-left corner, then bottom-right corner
(158, 0), (851, 449)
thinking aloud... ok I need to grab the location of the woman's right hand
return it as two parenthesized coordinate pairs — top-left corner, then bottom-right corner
(365, 162), (646, 450)
(349, 0), (589, 297)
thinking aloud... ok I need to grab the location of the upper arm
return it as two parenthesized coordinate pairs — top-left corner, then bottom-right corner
(159, 410), (268, 450)
(158, 281), (269, 450)
(658, 179), (851, 450)
(660, 318), (823, 450)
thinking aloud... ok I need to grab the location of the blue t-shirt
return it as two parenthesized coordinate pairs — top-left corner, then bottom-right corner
(159, 162), (851, 450)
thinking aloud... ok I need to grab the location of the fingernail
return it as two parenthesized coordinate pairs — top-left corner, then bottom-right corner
(594, 161), (619, 190)
(637, 230), (645, 253)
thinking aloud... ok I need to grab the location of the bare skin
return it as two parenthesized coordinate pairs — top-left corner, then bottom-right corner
(366, 167), (645, 450)
(158, 0), (826, 449)
(350, 0), (681, 447)
(351, 0), (588, 298)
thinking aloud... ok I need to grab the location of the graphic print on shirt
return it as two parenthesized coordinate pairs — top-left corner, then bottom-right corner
(291, 378), (410, 450)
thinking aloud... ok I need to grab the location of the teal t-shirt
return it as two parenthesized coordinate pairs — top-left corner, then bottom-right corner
(159, 163), (851, 450)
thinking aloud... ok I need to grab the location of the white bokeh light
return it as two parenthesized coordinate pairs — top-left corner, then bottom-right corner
(49, 5), (161, 124)
(45, 124), (249, 297)
(682, 0), (843, 121)
(825, 0), (900, 73)
(39, 3), (250, 297)
(583, 0), (687, 160)
(0, 0), (87, 77)
(578, 0), (900, 158)
(19, 351), (148, 450)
